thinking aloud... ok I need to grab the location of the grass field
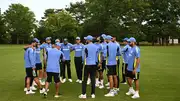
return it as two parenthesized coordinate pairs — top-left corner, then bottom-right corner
(0, 45), (180, 101)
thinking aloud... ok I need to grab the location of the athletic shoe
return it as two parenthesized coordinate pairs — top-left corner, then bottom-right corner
(43, 91), (47, 98)
(79, 80), (82, 84)
(95, 83), (99, 87)
(106, 87), (110, 89)
(61, 79), (66, 83)
(54, 95), (61, 98)
(40, 88), (45, 94)
(79, 94), (87, 99)
(120, 82), (127, 84)
(24, 88), (27, 92)
(68, 79), (73, 82)
(99, 85), (104, 89)
(32, 81), (37, 86)
(87, 78), (91, 85)
(104, 90), (115, 97)
(40, 81), (45, 86)
(76, 79), (80, 83)
(113, 89), (118, 95)
(30, 86), (37, 91)
(26, 90), (35, 95)
(131, 92), (140, 99)
(105, 82), (110, 86)
(126, 88), (135, 96)
(91, 94), (95, 98)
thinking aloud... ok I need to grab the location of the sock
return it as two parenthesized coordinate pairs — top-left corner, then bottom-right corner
(135, 91), (139, 94)
(96, 78), (99, 83)
(101, 80), (104, 85)
(130, 87), (133, 90)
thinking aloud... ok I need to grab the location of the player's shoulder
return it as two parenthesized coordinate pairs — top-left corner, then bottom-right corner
(133, 46), (140, 52)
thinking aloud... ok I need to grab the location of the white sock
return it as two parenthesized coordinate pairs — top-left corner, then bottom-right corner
(129, 87), (133, 90)
(96, 78), (99, 83)
(135, 91), (139, 94)
(100, 80), (104, 85)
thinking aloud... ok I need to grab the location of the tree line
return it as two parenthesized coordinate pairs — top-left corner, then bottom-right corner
(0, 0), (180, 45)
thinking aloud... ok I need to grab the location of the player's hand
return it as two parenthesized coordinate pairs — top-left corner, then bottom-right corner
(98, 63), (102, 67)
(132, 69), (136, 75)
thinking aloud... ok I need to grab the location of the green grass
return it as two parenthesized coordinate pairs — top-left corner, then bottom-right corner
(0, 45), (180, 101)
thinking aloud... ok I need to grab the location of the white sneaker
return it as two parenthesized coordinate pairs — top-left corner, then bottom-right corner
(105, 82), (110, 86)
(33, 81), (37, 86)
(131, 92), (140, 99)
(79, 80), (82, 84)
(99, 85), (104, 89)
(104, 91), (115, 97)
(95, 83), (99, 87)
(79, 94), (87, 99)
(121, 82), (127, 84)
(40, 81), (45, 86)
(24, 88), (27, 92)
(54, 95), (61, 98)
(26, 90), (35, 95)
(76, 79), (80, 83)
(87, 78), (91, 85)
(126, 88), (135, 96)
(91, 94), (95, 98)
(68, 79), (73, 82)
(30, 86), (37, 91)
(61, 79), (66, 83)
(113, 89), (118, 95)
(40, 88), (45, 94)
(106, 87), (110, 89)
(43, 91), (47, 98)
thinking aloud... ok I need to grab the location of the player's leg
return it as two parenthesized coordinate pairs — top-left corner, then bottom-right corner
(79, 65), (88, 98)
(99, 60), (106, 89)
(67, 60), (72, 82)
(74, 57), (80, 82)
(44, 72), (52, 97)
(116, 59), (120, 89)
(33, 70), (45, 94)
(54, 73), (61, 98)
(113, 65), (118, 94)
(90, 65), (96, 98)
(25, 68), (35, 94)
(95, 62), (99, 87)
(105, 66), (115, 97)
(131, 72), (140, 99)
(62, 61), (66, 83)
(79, 58), (83, 83)
(126, 71), (135, 96)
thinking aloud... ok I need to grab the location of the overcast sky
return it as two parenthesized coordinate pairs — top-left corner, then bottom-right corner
(0, 0), (83, 20)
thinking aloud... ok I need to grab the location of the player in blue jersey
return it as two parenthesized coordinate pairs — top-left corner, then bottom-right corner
(125, 37), (141, 99)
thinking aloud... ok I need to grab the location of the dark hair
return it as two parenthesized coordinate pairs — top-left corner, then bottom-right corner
(28, 40), (36, 45)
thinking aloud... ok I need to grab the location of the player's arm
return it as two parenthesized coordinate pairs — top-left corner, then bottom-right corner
(133, 48), (140, 74)
(60, 52), (65, 62)
(28, 49), (35, 69)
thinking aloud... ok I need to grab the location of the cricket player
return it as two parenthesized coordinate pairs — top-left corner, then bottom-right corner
(72, 37), (84, 83)
(126, 37), (140, 99)
(121, 38), (130, 84)
(94, 37), (104, 88)
(43, 43), (65, 98)
(24, 40), (45, 94)
(79, 35), (99, 99)
(61, 38), (73, 83)
(112, 36), (121, 90)
(104, 35), (121, 97)
(40, 37), (52, 84)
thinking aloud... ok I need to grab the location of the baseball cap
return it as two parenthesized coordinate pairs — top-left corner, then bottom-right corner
(84, 37), (87, 40)
(33, 38), (39, 43)
(46, 37), (51, 41)
(64, 38), (68, 42)
(101, 34), (106, 39)
(55, 39), (60, 42)
(86, 35), (93, 40)
(76, 37), (80, 40)
(105, 35), (112, 40)
(55, 42), (61, 47)
(129, 37), (136, 42)
(123, 38), (129, 41)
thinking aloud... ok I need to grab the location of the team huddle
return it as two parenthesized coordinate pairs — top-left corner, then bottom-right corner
(23, 34), (141, 99)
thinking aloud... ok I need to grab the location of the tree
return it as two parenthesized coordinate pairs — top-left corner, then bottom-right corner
(4, 4), (36, 44)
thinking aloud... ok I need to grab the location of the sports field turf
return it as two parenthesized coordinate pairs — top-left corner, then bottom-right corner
(0, 45), (179, 101)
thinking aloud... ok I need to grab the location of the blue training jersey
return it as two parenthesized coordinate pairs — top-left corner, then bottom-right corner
(24, 48), (36, 68)
(35, 47), (41, 63)
(127, 46), (140, 72)
(46, 48), (64, 73)
(72, 43), (84, 58)
(61, 43), (73, 60)
(122, 44), (131, 63)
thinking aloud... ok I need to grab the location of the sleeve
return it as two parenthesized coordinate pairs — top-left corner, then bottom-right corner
(82, 45), (86, 62)
(135, 47), (140, 58)
(116, 45), (121, 56)
(40, 44), (44, 50)
(121, 45), (128, 53)
(28, 49), (35, 67)
(72, 45), (75, 50)
(60, 52), (65, 61)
